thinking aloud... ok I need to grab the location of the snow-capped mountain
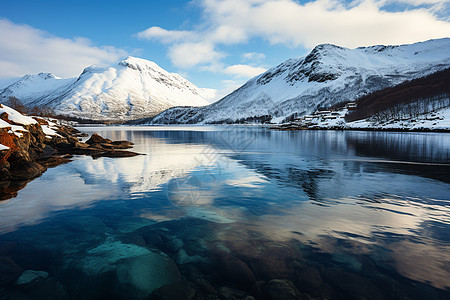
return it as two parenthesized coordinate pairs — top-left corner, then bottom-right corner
(0, 73), (74, 104)
(148, 38), (450, 124)
(0, 57), (214, 120)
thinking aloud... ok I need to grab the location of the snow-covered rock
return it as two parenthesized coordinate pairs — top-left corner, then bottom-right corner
(0, 104), (63, 139)
(149, 38), (450, 124)
(0, 57), (214, 121)
(0, 104), (37, 126)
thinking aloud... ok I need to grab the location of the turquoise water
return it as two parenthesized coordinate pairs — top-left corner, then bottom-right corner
(0, 127), (449, 299)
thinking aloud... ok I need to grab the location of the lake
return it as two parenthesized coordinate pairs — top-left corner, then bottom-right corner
(0, 126), (449, 299)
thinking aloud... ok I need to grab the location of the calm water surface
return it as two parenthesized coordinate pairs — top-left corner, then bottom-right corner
(0, 126), (449, 299)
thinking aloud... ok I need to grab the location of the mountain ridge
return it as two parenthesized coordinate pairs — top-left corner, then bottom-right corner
(0, 56), (215, 121)
(146, 38), (450, 125)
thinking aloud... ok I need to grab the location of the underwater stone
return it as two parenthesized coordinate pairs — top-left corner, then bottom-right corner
(0, 256), (23, 287)
(265, 279), (301, 300)
(148, 280), (197, 300)
(82, 239), (151, 275)
(215, 252), (256, 287)
(186, 207), (235, 224)
(218, 286), (246, 299)
(116, 253), (181, 297)
(176, 248), (205, 265)
(295, 266), (322, 292)
(16, 270), (49, 285)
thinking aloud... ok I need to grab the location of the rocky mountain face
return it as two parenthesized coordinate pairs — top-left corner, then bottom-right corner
(0, 57), (214, 121)
(146, 38), (450, 125)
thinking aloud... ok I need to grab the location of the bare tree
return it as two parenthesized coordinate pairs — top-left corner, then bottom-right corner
(5, 96), (27, 113)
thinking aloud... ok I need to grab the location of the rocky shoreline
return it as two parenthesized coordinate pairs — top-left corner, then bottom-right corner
(0, 104), (141, 200)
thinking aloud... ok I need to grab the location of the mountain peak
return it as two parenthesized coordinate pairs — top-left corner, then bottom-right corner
(0, 55), (213, 121)
(118, 56), (163, 73)
(312, 43), (346, 51)
(150, 38), (450, 125)
(21, 72), (58, 81)
(37, 73), (58, 80)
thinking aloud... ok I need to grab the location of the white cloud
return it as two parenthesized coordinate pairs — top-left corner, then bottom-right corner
(224, 64), (267, 78)
(386, 0), (448, 4)
(136, 26), (194, 43)
(168, 42), (225, 68)
(242, 52), (266, 61)
(137, 0), (450, 69)
(0, 19), (127, 78)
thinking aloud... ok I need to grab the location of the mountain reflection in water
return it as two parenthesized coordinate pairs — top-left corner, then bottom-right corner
(0, 127), (448, 299)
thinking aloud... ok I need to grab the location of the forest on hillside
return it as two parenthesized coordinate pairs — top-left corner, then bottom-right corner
(346, 68), (450, 122)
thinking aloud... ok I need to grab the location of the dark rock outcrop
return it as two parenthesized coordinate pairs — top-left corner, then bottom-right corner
(0, 106), (141, 200)
(86, 133), (110, 144)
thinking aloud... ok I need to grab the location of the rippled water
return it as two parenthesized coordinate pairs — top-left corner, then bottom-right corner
(0, 127), (449, 299)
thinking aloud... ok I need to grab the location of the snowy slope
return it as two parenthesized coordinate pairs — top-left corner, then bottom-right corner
(149, 38), (450, 124)
(0, 73), (75, 105)
(0, 77), (22, 90)
(0, 57), (213, 120)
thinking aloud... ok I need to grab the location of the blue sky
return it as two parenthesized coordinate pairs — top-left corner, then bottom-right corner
(1, 0), (450, 97)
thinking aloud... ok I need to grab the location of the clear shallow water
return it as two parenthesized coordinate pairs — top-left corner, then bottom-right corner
(0, 127), (449, 299)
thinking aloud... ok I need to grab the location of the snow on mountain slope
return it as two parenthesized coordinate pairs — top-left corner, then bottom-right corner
(0, 57), (213, 120)
(149, 38), (450, 125)
(0, 73), (75, 105)
(0, 77), (22, 90)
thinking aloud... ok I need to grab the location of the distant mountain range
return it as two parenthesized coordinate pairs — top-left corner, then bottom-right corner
(0, 57), (215, 121)
(1, 39), (449, 125)
(273, 67), (449, 132)
(145, 38), (450, 125)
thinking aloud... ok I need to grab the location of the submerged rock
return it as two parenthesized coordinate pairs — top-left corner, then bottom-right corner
(294, 265), (322, 293)
(323, 268), (384, 300)
(148, 280), (197, 300)
(218, 286), (247, 299)
(78, 238), (181, 298)
(265, 279), (302, 300)
(214, 251), (256, 287)
(82, 239), (151, 275)
(16, 270), (49, 285)
(0, 256), (23, 287)
(116, 253), (181, 298)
